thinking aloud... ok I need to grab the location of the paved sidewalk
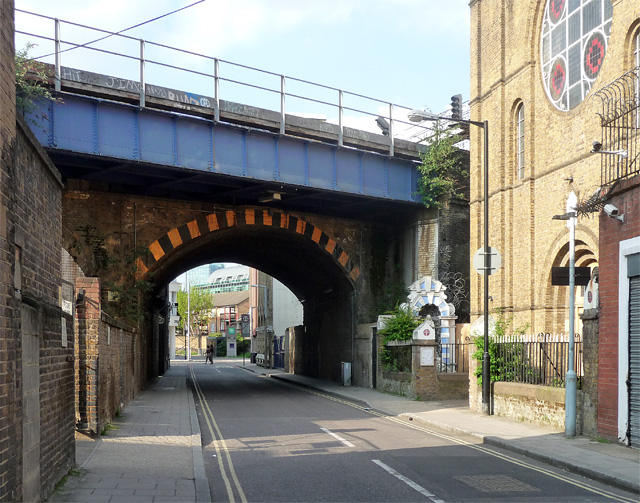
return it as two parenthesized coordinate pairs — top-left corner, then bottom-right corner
(47, 362), (210, 503)
(236, 361), (640, 495)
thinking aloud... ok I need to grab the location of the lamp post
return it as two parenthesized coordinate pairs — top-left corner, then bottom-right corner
(552, 210), (577, 437)
(409, 110), (492, 415)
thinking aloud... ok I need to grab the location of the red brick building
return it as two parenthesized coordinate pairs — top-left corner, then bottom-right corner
(597, 175), (640, 445)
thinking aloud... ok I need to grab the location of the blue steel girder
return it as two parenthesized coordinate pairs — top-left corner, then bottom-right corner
(28, 94), (421, 203)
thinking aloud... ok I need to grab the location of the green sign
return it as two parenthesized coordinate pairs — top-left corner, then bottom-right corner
(227, 326), (236, 336)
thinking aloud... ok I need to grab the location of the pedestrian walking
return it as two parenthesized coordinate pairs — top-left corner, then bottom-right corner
(206, 344), (213, 364)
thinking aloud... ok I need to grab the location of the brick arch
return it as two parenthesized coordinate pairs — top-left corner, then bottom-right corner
(542, 224), (599, 332)
(135, 208), (361, 284)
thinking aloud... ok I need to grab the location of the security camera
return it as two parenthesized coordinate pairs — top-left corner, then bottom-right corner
(604, 204), (619, 216)
(592, 141), (602, 152)
(604, 204), (624, 222)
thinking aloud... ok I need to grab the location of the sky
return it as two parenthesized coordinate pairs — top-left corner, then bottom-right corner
(15, 0), (471, 135)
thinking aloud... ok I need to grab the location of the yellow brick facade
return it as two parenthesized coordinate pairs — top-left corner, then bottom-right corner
(469, 0), (640, 333)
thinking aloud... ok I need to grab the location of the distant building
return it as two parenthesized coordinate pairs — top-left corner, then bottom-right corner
(197, 265), (250, 294)
(210, 290), (251, 334)
(186, 263), (225, 287)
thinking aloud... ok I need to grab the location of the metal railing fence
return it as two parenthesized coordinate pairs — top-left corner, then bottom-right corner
(492, 333), (583, 388)
(15, 8), (442, 156)
(437, 342), (470, 374)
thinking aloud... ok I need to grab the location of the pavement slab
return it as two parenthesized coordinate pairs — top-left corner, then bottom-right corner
(46, 364), (211, 503)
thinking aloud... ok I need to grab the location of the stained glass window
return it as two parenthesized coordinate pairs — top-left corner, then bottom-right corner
(541, 0), (613, 111)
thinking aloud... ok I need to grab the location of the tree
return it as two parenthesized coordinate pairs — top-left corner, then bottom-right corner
(416, 120), (468, 208)
(15, 43), (56, 115)
(177, 288), (214, 341)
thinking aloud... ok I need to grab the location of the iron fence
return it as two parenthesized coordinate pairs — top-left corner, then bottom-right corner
(437, 342), (470, 374)
(492, 333), (583, 388)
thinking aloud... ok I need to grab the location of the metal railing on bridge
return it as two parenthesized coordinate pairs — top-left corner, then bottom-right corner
(16, 9), (442, 157)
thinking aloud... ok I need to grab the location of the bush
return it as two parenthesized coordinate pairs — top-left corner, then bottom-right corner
(379, 305), (419, 373)
(472, 309), (530, 385)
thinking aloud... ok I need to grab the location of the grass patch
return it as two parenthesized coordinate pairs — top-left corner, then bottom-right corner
(100, 423), (119, 436)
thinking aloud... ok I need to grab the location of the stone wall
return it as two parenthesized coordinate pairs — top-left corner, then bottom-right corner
(469, 342), (587, 432)
(375, 334), (469, 400)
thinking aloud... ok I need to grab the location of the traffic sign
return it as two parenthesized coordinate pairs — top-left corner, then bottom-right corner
(241, 313), (250, 336)
(473, 247), (501, 275)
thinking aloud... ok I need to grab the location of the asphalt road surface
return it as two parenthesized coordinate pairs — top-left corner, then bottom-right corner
(189, 360), (638, 503)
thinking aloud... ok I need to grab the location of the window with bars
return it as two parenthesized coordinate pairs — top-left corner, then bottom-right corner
(516, 104), (525, 180)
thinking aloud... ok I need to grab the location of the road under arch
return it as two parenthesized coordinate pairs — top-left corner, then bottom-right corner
(145, 209), (358, 383)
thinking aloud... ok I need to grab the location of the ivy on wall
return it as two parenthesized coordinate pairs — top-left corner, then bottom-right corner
(416, 121), (468, 208)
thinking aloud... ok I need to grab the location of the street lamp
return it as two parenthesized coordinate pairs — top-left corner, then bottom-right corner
(552, 210), (577, 437)
(409, 109), (492, 415)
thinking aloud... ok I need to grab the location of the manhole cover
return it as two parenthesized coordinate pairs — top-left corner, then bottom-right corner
(453, 475), (540, 493)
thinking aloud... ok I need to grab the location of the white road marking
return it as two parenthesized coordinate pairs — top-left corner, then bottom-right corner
(372, 459), (445, 503)
(320, 427), (355, 447)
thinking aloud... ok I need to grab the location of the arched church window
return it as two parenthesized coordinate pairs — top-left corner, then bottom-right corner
(541, 0), (613, 111)
(516, 103), (525, 180)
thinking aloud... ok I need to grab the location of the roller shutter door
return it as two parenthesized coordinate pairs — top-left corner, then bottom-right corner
(630, 275), (640, 448)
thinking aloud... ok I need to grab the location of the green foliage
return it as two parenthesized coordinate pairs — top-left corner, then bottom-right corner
(216, 338), (227, 357)
(379, 304), (420, 343)
(379, 305), (419, 373)
(237, 335), (250, 356)
(472, 309), (531, 386)
(416, 120), (467, 208)
(105, 245), (154, 325)
(177, 287), (214, 340)
(15, 43), (56, 115)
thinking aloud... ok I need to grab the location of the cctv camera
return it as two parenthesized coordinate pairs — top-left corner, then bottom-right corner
(592, 141), (602, 151)
(604, 204), (619, 217)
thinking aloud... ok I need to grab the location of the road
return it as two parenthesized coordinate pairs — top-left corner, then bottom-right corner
(189, 360), (638, 503)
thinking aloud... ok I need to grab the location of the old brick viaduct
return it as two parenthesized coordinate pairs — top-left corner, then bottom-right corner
(29, 70), (468, 386)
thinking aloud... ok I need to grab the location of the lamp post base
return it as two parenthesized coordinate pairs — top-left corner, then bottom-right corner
(482, 352), (491, 415)
(565, 370), (577, 437)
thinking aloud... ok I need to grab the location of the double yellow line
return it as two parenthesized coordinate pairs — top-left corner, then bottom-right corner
(298, 385), (637, 503)
(190, 365), (247, 503)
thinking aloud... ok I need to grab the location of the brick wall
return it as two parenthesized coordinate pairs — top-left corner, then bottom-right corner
(581, 307), (599, 437)
(597, 177), (640, 439)
(6, 116), (74, 501)
(75, 277), (141, 436)
(469, 0), (639, 335)
(0, 1), (17, 499)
